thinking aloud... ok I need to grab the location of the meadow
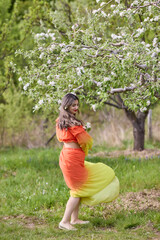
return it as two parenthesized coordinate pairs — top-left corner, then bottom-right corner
(0, 147), (160, 240)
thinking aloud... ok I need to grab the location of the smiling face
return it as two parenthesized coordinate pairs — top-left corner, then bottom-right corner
(68, 100), (79, 115)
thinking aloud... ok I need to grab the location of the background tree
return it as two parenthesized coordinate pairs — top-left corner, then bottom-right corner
(13, 0), (160, 150)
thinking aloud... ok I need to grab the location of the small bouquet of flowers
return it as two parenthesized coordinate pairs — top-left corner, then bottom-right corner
(83, 122), (91, 132)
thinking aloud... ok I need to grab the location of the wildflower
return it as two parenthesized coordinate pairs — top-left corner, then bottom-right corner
(47, 59), (51, 64)
(18, 77), (22, 82)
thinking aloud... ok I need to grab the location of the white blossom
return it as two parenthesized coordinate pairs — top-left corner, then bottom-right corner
(148, 6), (152, 12)
(49, 33), (56, 40)
(144, 17), (149, 22)
(97, 82), (102, 87)
(34, 105), (39, 111)
(147, 100), (150, 106)
(104, 77), (111, 82)
(151, 52), (157, 58)
(97, 37), (102, 41)
(91, 104), (96, 111)
(71, 24), (78, 30)
(111, 72), (117, 76)
(115, 0), (120, 3)
(101, 11), (107, 17)
(111, 34), (122, 40)
(55, 75), (60, 79)
(100, 2), (106, 7)
(92, 9), (99, 14)
(140, 107), (147, 112)
(35, 33), (49, 40)
(58, 99), (62, 105)
(76, 67), (85, 76)
(42, 190), (45, 195)
(86, 122), (91, 129)
(154, 16), (159, 21)
(146, 44), (150, 48)
(135, 28), (145, 37)
(96, 0), (101, 3)
(39, 53), (44, 59)
(47, 59), (51, 64)
(18, 77), (22, 82)
(23, 83), (30, 91)
(153, 38), (158, 47)
(49, 81), (55, 86)
(59, 43), (65, 47)
(113, 9), (119, 14)
(120, 11), (125, 17)
(39, 99), (44, 105)
(61, 48), (68, 53)
(49, 44), (55, 51)
(131, 1), (139, 6)
(111, 5), (116, 8)
(37, 80), (45, 86)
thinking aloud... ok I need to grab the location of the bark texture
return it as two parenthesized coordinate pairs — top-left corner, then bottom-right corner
(116, 95), (148, 151)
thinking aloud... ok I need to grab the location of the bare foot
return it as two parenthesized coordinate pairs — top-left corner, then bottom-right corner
(71, 219), (90, 225)
(59, 221), (77, 231)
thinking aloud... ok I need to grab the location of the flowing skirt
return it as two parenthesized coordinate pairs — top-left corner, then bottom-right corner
(59, 147), (119, 206)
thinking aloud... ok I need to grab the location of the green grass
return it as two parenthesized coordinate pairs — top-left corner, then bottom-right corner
(0, 147), (160, 240)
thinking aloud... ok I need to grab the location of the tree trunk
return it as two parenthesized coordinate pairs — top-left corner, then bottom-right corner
(132, 118), (145, 151)
(115, 95), (148, 151)
(124, 109), (148, 151)
(148, 109), (152, 140)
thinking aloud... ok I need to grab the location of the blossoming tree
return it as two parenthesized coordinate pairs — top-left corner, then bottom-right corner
(14, 0), (160, 150)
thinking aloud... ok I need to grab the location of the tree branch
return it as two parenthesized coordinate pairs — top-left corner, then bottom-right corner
(103, 101), (123, 109)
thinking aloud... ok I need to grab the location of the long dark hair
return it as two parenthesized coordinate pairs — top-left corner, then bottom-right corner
(58, 93), (83, 129)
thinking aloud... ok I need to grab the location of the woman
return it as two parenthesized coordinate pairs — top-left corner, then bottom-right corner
(56, 93), (119, 231)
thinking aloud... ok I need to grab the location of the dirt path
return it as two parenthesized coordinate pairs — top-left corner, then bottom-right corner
(92, 149), (160, 159)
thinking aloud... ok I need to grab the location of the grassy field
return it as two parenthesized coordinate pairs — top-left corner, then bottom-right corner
(0, 147), (160, 240)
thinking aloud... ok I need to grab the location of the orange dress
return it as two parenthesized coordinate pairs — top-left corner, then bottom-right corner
(56, 119), (119, 206)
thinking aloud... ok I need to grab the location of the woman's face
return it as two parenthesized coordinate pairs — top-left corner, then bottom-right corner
(68, 100), (79, 115)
